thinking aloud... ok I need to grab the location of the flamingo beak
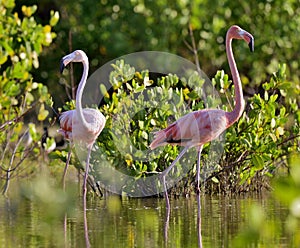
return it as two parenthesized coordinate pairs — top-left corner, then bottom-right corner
(238, 29), (254, 52)
(248, 37), (254, 52)
(60, 59), (66, 73)
(60, 52), (76, 73)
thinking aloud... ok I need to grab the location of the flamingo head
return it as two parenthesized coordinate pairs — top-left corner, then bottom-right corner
(60, 50), (88, 73)
(228, 25), (254, 52)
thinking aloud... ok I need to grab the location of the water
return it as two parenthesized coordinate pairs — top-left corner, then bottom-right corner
(0, 191), (298, 248)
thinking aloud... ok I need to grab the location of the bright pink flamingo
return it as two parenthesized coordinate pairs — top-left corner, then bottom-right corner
(150, 25), (254, 207)
(59, 50), (106, 206)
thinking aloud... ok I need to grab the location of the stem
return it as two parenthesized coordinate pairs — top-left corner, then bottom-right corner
(188, 23), (201, 75)
(68, 30), (76, 100)
(2, 128), (31, 196)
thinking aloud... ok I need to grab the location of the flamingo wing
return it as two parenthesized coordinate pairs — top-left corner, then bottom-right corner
(58, 110), (74, 140)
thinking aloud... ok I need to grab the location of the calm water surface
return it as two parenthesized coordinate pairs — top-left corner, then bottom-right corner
(0, 192), (298, 247)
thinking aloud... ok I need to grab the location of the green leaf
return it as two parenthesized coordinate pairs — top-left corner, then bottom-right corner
(28, 123), (38, 141)
(269, 94), (278, 103)
(21, 5), (37, 17)
(276, 127), (284, 137)
(0, 54), (8, 65)
(43, 137), (55, 151)
(38, 103), (49, 121)
(3, 0), (15, 8)
(12, 62), (28, 79)
(251, 154), (264, 170)
(269, 133), (277, 142)
(187, 90), (199, 100)
(100, 84), (109, 98)
(270, 118), (276, 128)
(211, 177), (219, 183)
(4, 80), (20, 96)
(0, 41), (14, 56)
(242, 138), (252, 148)
(141, 131), (148, 140)
(50, 10), (59, 27)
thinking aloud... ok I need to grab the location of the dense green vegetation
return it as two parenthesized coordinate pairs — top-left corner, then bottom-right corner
(35, 0), (300, 102)
(0, 0), (58, 195)
(0, 0), (299, 197)
(86, 60), (299, 196)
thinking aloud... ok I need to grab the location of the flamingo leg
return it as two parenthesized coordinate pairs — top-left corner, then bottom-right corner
(83, 146), (92, 248)
(164, 200), (170, 245)
(83, 147), (92, 209)
(162, 175), (170, 209)
(197, 191), (203, 248)
(195, 145), (203, 193)
(196, 145), (203, 248)
(161, 146), (189, 209)
(62, 146), (72, 191)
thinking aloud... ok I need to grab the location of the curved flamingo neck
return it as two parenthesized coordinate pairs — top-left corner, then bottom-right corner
(225, 32), (245, 127)
(76, 57), (91, 130)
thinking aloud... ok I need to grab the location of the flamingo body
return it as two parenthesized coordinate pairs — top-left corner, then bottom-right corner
(150, 109), (228, 149)
(59, 108), (105, 147)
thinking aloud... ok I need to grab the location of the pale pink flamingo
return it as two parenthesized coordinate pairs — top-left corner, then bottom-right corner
(150, 25), (254, 208)
(59, 50), (106, 207)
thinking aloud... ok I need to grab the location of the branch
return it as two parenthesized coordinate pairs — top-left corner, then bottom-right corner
(1, 142), (38, 175)
(203, 150), (249, 183)
(68, 30), (76, 100)
(277, 134), (300, 147)
(0, 102), (37, 132)
(188, 23), (201, 74)
(2, 132), (38, 195)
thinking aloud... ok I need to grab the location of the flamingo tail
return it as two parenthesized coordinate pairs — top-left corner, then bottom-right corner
(149, 130), (168, 150)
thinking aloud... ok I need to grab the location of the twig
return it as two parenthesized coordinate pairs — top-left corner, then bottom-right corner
(68, 30), (76, 100)
(183, 22), (201, 74)
(2, 143), (37, 174)
(2, 128), (35, 195)
(188, 23), (201, 74)
(276, 134), (300, 147)
(203, 150), (249, 183)
(183, 39), (193, 52)
(0, 102), (37, 132)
